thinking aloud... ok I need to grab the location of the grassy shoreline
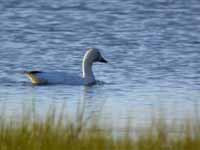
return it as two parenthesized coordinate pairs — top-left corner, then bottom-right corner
(0, 105), (200, 150)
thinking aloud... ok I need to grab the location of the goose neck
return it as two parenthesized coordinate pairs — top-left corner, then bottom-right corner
(82, 58), (95, 84)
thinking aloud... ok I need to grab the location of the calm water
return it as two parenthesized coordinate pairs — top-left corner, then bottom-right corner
(0, 0), (200, 128)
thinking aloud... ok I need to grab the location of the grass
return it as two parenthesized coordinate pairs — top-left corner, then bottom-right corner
(0, 104), (200, 150)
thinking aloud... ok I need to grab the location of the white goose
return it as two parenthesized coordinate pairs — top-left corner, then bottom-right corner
(25, 48), (108, 85)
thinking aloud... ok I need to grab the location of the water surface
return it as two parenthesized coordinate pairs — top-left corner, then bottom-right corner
(0, 0), (200, 128)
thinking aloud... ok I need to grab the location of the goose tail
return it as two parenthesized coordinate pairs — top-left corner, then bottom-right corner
(24, 71), (47, 85)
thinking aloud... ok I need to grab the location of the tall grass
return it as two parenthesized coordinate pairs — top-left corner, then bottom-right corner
(0, 104), (200, 150)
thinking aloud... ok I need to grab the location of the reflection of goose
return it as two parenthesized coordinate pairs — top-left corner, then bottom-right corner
(25, 48), (108, 85)
(76, 86), (108, 125)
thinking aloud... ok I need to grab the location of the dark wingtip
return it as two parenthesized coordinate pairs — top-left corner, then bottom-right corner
(24, 71), (42, 74)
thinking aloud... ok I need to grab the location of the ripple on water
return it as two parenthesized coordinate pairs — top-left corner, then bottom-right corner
(0, 0), (200, 128)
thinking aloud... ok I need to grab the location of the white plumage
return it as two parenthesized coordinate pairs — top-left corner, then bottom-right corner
(25, 48), (108, 85)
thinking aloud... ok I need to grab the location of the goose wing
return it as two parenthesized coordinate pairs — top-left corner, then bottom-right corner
(25, 71), (84, 85)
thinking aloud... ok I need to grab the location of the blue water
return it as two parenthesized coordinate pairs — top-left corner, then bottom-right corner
(0, 0), (200, 128)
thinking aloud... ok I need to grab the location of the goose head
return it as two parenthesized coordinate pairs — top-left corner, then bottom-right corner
(84, 48), (108, 64)
(82, 48), (108, 85)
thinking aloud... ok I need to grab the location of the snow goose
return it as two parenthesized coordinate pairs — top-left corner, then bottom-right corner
(25, 48), (108, 85)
